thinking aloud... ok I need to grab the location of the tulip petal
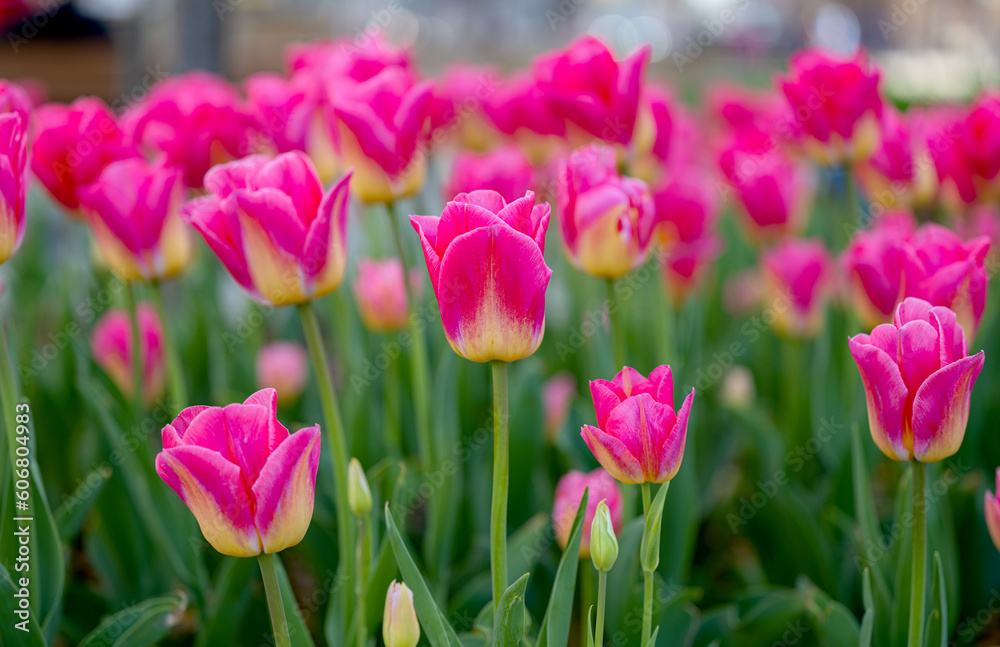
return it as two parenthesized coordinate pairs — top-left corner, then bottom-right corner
(204, 154), (271, 197)
(848, 336), (910, 461)
(253, 151), (323, 226)
(242, 388), (290, 452)
(657, 388), (694, 483)
(611, 367), (648, 397)
(162, 405), (211, 448)
(302, 171), (350, 288)
(436, 225), (551, 362)
(181, 195), (255, 292)
(252, 426), (321, 553)
(581, 424), (644, 484)
(604, 393), (675, 481)
(912, 351), (985, 462)
(435, 199), (504, 258)
(156, 445), (261, 557)
(233, 187), (306, 256)
(589, 379), (624, 429)
(649, 365), (674, 406)
(897, 319), (940, 395)
(410, 215), (441, 290)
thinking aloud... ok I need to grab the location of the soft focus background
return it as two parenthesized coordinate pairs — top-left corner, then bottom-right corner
(2, 1), (1000, 647)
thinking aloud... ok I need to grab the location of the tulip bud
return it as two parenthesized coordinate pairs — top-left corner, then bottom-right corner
(589, 500), (618, 572)
(348, 458), (372, 518)
(383, 581), (420, 647)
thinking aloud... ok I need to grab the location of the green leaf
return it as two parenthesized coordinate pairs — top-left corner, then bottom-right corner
(536, 487), (589, 647)
(55, 464), (112, 542)
(495, 572), (530, 647)
(586, 606), (595, 647)
(859, 569), (874, 647)
(195, 557), (255, 647)
(78, 594), (186, 647)
(0, 563), (45, 647)
(273, 554), (316, 647)
(644, 625), (660, 647)
(385, 502), (463, 647)
(925, 552), (948, 647)
(641, 483), (669, 573)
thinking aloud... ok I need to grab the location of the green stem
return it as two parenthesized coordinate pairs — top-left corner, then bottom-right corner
(595, 570), (607, 647)
(257, 553), (292, 647)
(908, 462), (927, 647)
(606, 278), (626, 370)
(385, 201), (433, 471)
(657, 274), (674, 367)
(356, 517), (367, 647)
(122, 282), (145, 418)
(297, 301), (355, 620)
(383, 355), (402, 455)
(150, 280), (187, 412)
(640, 482), (653, 646)
(490, 360), (509, 609)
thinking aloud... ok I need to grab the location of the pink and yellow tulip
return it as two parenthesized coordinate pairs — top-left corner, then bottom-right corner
(848, 298), (985, 463)
(582, 366), (694, 484)
(0, 108), (26, 265)
(91, 304), (165, 405)
(761, 238), (832, 339)
(410, 189), (551, 363)
(444, 144), (534, 204)
(156, 388), (321, 557)
(552, 468), (622, 558)
(181, 152), (351, 306)
(352, 257), (417, 333)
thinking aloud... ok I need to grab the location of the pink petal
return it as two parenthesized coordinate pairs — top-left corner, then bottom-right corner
(581, 424), (644, 484)
(252, 426), (321, 553)
(410, 215), (442, 291)
(233, 187), (306, 256)
(435, 199), (504, 258)
(657, 389), (694, 482)
(611, 367), (648, 397)
(243, 388), (290, 452)
(897, 319), (941, 395)
(604, 393), (676, 481)
(647, 365), (675, 406)
(912, 351), (985, 462)
(848, 336), (910, 461)
(301, 170), (350, 281)
(253, 151), (323, 227)
(589, 379), (624, 429)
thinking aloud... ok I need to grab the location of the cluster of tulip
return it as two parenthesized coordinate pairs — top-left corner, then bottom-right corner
(0, 29), (995, 647)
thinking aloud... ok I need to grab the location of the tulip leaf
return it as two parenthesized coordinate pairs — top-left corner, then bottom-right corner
(586, 606), (595, 647)
(55, 464), (112, 542)
(0, 563), (45, 647)
(924, 552), (948, 647)
(273, 554), (316, 647)
(859, 569), (874, 647)
(78, 594), (186, 647)
(194, 557), (255, 647)
(385, 503), (463, 647)
(495, 572), (530, 647)
(641, 482), (670, 574)
(536, 487), (588, 647)
(644, 625), (660, 647)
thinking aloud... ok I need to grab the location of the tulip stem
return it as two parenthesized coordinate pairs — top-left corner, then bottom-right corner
(356, 517), (367, 647)
(150, 280), (187, 412)
(257, 553), (292, 647)
(122, 281), (146, 419)
(641, 482), (653, 646)
(297, 301), (355, 625)
(490, 360), (510, 609)
(606, 278), (626, 369)
(596, 570), (608, 647)
(385, 201), (433, 472)
(908, 461), (927, 647)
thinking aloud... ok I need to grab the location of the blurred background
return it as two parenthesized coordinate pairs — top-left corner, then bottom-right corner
(0, 0), (996, 105)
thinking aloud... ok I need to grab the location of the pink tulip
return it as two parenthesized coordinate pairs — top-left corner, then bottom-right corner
(156, 388), (321, 556)
(533, 35), (649, 146)
(848, 298), (985, 462)
(0, 109), (26, 265)
(181, 152), (351, 306)
(444, 145), (534, 204)
(778, 48), (883, 163)
(552, 468), (622, 557)
(124, 72), (261, 189)
(428, 64), (499, 150)
(542, 372), (577, 443)
(410, 190), (551, 363)
(558, 144), (655, 278)
(0, 80), (31, 119)
(332, 67), (432, 203)
(78, 157), (192, 281)
(719, 133), (812, 238)
(761, 238), (832, 338)
(859, 108), (938, 210)
(483, 72), (566, 141)
(842, 211), (916, 328)
(256, 342), (309, 407)
(91, 304), (165, 405)
(352, 257), (419, 333)
(286, 36), (413, 83)
(581, 366), (695, 484)
(653, 169), (721, 300)
(956, 205), (1000, 266)
(984, 469), (1000, 553)
(30, 97), (138, 214)
(903, 224), (990, 339)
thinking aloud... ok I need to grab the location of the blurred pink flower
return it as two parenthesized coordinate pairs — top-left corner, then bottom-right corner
(542, 372), (577, 443)
(0, 108), (26, 265)
(552, 468), (622, 557)
(984, 469), (1000, 553)
(761, 238), (832, 338)
(256, 341), (309, 407)
(427, 63), (499, 150)
(444, 144), (534, 204)
(352, 257), (419, 333)
(842, 211), (916, 329)
(91, 303), (165, 405)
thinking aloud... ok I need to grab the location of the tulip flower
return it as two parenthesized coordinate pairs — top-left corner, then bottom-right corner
(653, 169), (721, 301)
(427, 63), (500, 150)
(0, 110), (26, 265)
(332, 67), (432, 203)
(30, 97), (138, 214)
(181, 152), (351, 306)
(155, 388), (322, 556)
(542, 372), (577, 444)
(124, 72), (261, 189)
(984, 469), (1000, 553)
(858, 108), (938, 211)
(0, 80), (31, 118)
(410, 189), (552, 363)
(761, 238), (832, 339)
(848, 297), (985, 462)
(286, 35), (413, 82)
(956, 205), (1000, 267)
(443, 144), (534, 204)
(558, 144), (655, 279)
(482, 72), (566, 163)
(552, 468), (622, 558)
(255, 341), (308, 407)
(778, 48), (883, 164)
(533, 35), (649, 146)
(352, 257), (417, 333)
(582, 366), (695, 484)
(383, 582), (420, 647)
(91, 304), (165, 405)
(946, 93), (1000, 204)
(78, 157), (192, 282)
(903, 224), (990, 339)
(243, 71), (315, 154)
(842, 211), (916, 329)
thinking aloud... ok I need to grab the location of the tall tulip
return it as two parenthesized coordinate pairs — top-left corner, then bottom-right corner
(0, 110), (26, 265)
